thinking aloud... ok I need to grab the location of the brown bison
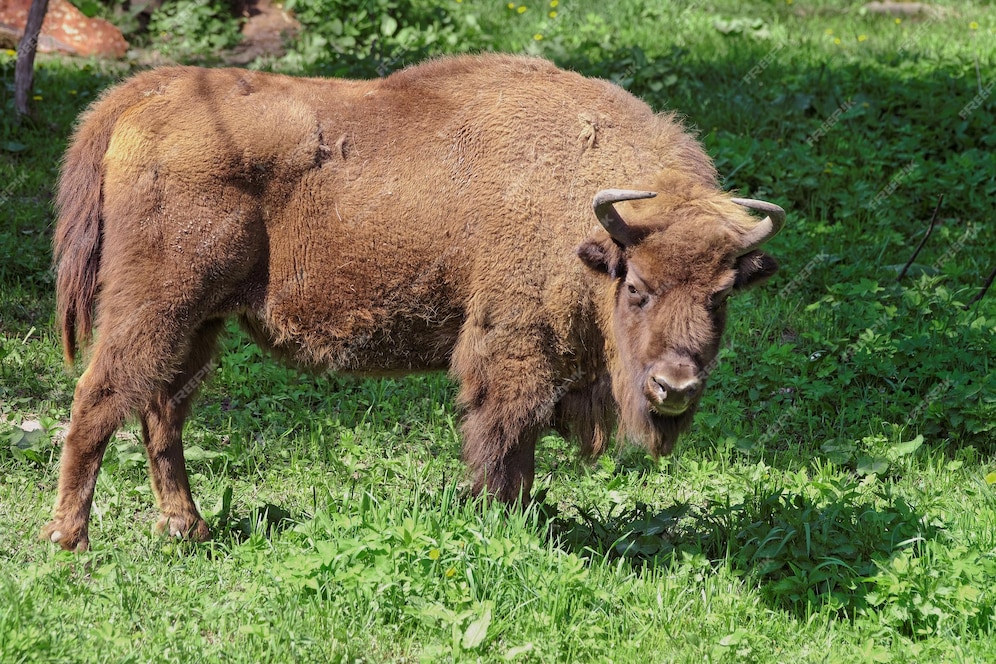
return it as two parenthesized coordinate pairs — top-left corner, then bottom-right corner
(45, 54), (784, 551)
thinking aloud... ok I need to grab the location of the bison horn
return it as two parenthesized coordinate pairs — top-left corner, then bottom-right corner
(730, 197), (786, 253)
(592, 189), (657, 246)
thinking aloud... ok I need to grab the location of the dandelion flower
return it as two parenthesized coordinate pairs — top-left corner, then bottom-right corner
(428, 548), (441, 560)
(507, 2), (515, 8)
(834, 38), (841, 45)
(33, 95), (42, 101)
(518, 5), (527, 13)
(549, 10), (557, 18)
(550, 0), (558, 6)
(894, 18), (902, 24)
(534, 33), (543, 40)
(969, 21), (979, 30)
(4, 49), (16, 56)
(858, 35), (867, 42)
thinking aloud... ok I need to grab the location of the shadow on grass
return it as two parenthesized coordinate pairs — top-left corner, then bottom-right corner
(540, 478), (940, 618)
(211, 486), (298, 543)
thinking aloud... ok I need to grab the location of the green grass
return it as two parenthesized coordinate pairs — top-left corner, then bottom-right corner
(2, 0), (996, 661)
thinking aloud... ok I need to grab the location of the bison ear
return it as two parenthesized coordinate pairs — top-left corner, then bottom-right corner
(577, 235), (626, 279)
(733, 250), (779, 292)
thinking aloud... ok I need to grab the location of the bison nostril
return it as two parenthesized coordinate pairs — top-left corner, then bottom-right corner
(651, 375), (671, 399)
(649, 374), (701, 411)
(655, 375), (698, 395)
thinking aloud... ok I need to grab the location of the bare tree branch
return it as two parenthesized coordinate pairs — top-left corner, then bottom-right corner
(964, 264), (996, 310)
(14, 0), (50, 118)
(897, 194), (943, 281)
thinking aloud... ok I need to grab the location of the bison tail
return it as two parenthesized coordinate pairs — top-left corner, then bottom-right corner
(53, 88), (131, 365)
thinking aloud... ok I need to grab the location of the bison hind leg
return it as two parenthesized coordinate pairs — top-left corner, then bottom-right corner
(140, 319), (226, 543)
(42, 315), (207, 551)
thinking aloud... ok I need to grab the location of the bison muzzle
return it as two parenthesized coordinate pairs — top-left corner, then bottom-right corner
(44, 54), (784, 551)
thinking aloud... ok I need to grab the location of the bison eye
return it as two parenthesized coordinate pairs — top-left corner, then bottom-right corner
(626, 283), (648, 308)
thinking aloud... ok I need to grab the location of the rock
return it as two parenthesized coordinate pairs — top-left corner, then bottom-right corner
(226, 0), (300, 65)
(0, 0), (128, 58)
(862, 2), (942, 18)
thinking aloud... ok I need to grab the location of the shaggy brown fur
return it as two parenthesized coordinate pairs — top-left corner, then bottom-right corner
(45, 55), (781, 551)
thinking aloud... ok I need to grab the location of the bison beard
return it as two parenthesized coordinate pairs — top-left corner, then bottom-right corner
(614, 367), (697, 457)
(42, 54), (784, 551)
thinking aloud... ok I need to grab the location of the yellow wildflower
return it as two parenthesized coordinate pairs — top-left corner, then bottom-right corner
(33, 95), (42, 101)
(517, 5), (527, 13)
(534, 33), (543, 40)
(834, 38), (841, 45)
(550, 0), (558, 6)
(858, 34), (867, 42)
(445, 567), (456, 578)
(894, 18), (901, 24)
(825, 28), (833, 35)
(507, 2), (515, 8)
(428, 548), (441, 560)
(4, 49), (16, 56)
(969, 21), (979, 30)
(549, 10), (557, 18)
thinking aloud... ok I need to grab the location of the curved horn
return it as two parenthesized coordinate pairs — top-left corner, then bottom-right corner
(730, 197), (786, 253)
(592, 189), (657, 246)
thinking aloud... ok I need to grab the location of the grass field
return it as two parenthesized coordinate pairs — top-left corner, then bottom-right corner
(2, 0), (995, 661)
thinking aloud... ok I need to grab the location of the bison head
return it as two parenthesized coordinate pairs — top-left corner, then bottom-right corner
(576, 188), (784, 456)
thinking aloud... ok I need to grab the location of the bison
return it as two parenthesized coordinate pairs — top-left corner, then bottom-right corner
(44, 54), (784, 551)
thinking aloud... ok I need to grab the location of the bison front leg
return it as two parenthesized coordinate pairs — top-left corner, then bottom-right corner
(453, 322), (557, 505)
(462, 409), (541, 504)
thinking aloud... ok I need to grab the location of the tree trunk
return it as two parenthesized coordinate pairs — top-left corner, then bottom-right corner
(14, 0), (50, 117)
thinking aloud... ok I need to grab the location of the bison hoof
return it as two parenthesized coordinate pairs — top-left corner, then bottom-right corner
(155, 514), (211, 542)
(40, 520), (90, 552)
